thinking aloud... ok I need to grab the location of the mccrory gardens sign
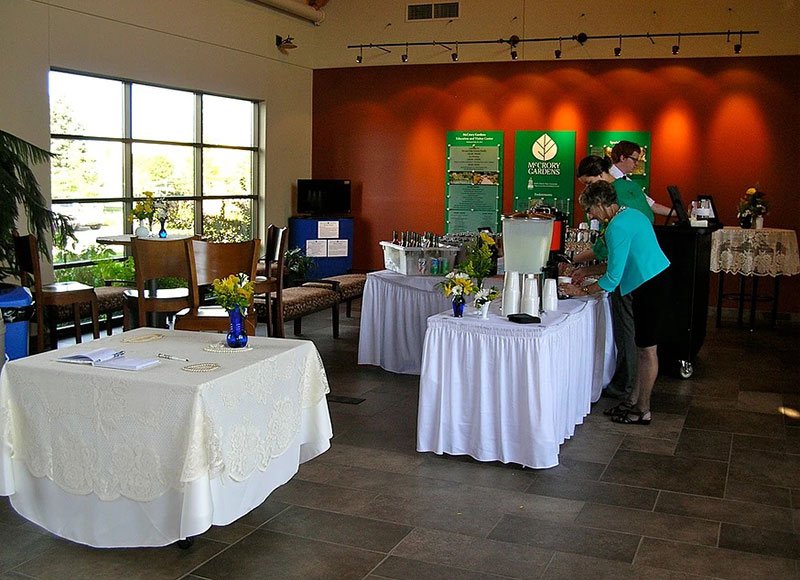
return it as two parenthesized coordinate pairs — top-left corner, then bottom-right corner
(513, 131), (575, 213)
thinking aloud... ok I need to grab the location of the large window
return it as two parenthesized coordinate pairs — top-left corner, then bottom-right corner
(49, 70), (259, 268)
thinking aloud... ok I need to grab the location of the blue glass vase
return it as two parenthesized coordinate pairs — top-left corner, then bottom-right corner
(158, 218), (168, 238)
(452, 296), (465, 318)
(226, 307), (248, 348)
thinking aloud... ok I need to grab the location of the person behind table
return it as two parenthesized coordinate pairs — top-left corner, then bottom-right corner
(567, 155), (654, 400)
(560, 180), (670, 425)
(610, 141), (672, 217)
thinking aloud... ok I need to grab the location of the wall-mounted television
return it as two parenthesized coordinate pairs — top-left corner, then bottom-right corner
(296, 179), (351, 216)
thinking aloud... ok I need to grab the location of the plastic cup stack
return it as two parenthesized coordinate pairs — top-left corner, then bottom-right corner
(521, 274), (539, 315)
(542, 278), (558, 312)
(502, 271), (521, 315)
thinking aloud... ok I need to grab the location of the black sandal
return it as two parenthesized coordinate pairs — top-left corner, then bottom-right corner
(603, 402), (634, 417)
(611, 410), (652, 425)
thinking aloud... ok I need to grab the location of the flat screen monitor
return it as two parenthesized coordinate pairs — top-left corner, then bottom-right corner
(297, 179), (351, 216)
(666, 185), (690, 226)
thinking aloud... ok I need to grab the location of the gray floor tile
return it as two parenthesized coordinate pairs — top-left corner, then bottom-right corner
(724, 479), (793, 508)
(602, 450), (728, 497)
(575, 503), (719, 546)
(524, 477), (658, 510)
(684, 407), (785, 437)
(0, 522), (60, 575)
(14, 537), (226, 580)
(729, 447), (800, 488)
(718, 522), (800, 560)
(263, 505), (412, 552)
(488, 514), (641, 563)
(655, 491), (795, 532)
(542, 551), (711, 579)
(618, 435), (678, 456)
(193, 529), (385, 580)
(391, 527), (552, 578)
(635, 537), (797, 579)
(674, 428), (732, 461)
(370, 556), (507, 580)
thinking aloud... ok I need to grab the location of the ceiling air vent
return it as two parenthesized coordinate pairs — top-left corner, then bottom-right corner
(407, 2), (459, 21)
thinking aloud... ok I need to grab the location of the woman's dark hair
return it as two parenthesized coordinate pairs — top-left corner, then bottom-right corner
(577, 155), (612, 178)
(579, 180), (618, 209)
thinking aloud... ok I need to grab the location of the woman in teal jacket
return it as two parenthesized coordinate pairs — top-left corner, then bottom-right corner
(561, 180), (670, 425)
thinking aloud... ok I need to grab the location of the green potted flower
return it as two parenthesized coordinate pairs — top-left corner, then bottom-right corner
(284, 247), (315, 287)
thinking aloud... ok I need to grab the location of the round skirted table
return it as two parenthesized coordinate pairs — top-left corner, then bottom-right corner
(710, 227), (799, 330)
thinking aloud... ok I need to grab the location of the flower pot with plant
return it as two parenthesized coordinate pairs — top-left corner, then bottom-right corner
(284, 247), (315, 287)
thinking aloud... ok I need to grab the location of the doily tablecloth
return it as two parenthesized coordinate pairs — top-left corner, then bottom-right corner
(710, 227), (799, 277)
(0, 328), (330, 503)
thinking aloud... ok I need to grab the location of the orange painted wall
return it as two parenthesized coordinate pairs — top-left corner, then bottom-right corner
(312, 56), (800, 313)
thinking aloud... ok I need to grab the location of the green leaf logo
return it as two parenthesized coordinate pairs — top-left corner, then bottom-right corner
(532, 133), (557, 161)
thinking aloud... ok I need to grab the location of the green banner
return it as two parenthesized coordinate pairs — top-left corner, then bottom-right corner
(513, 131), (575, 216)
(445, 131), (503, 233)
(587, 131), (651, 195)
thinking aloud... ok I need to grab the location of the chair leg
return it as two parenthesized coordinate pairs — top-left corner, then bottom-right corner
(346, 299), (352, 318)
(90, 299), (100, 339)
(294, 318), (302, 336)
(34, 304), (45, 355)
(123, 301), (132, 331)
(332, 302), (340, 339)
(73, 305), (82, 343)
(48, 308), (59, 350)
(272, 300), (285, 338)
(265, 295), (273, 337)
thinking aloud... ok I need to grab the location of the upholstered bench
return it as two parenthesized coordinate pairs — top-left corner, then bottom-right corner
(312, 273), (366, 317)
(254, 280), (340, 338)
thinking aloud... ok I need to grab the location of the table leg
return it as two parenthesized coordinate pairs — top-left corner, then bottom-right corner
(737, 275), (746, 326)
(771, 276), (781, 328)
(749, 276), (759, 332)
(716, 272), (724, 328)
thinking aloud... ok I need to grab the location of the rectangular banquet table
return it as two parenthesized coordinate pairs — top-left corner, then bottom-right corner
(0, 328), (332, 548)
(358, 269), (453, 374)
(417, 295), (614, 469)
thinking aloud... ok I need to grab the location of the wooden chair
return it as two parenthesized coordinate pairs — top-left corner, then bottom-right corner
(253, 225), (288, 337)
(173, 239), (261, 335)
(13, 233), (100, 353)
(123, 237), (193, 329)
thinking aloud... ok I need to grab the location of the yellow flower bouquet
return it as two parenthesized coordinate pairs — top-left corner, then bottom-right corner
(211, 273), (255, 312)
(130, 191), (156, 223)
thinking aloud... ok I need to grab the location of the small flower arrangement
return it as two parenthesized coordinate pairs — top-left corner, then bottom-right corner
(212, 273), (255, 312)
(473, 286), (500, 308)
(737, 186), (768, 219)
(154, 197), (169, 222)
(436, 271), (475, 300)
(130, 191), (156, 223)
(459, 232), (497, 286)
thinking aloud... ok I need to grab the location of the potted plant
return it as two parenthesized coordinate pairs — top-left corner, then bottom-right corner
(283, 247), (315, 287)
(0, 129), (74, 278)
(1, 130), (74, 362)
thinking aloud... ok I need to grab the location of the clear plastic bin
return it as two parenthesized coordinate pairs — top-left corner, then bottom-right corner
(380, 242), (460, 276)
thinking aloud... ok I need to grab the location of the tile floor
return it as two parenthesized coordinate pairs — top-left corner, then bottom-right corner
(1, 307), (799, 579)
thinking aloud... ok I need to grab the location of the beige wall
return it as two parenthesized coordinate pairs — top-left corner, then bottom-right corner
(1, 0), (316, 270)
(312, 0), (800, 68)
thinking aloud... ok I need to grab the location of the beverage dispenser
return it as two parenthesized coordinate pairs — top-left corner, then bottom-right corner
(500, 214), (554, 314)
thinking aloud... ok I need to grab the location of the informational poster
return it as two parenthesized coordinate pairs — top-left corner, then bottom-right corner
(317, 221), (339, 239)
(305, 239), (327, 257)
(587, 131), (651, 195)
(513, 131), (576, 216)
(327, 239), (348, 257)
(445, 131), (503, 234)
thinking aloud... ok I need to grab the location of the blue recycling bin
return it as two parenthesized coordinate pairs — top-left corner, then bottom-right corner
(0, 285), (33, 360)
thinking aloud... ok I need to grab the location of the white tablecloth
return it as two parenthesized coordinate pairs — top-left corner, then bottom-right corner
(417, 295), (614, 469)
(0, 328), (332, 547)
(358, 270), (452, 374)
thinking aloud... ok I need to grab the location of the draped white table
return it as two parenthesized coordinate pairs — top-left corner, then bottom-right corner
(358, 270), (452, 374)
(0, 328), (332, 547)
(417, 295), (614, 469)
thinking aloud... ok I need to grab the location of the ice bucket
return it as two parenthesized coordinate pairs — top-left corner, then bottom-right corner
(501, 215), (554, 275)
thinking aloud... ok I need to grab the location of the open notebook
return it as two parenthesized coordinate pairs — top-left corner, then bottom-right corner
(57, 348), (160, 371)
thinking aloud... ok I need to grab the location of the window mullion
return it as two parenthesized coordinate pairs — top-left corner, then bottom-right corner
(123, 81), (133, 236)
(194, 93), (203, 236)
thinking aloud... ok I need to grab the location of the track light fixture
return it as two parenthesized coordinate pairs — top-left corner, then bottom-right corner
(402, 43), (408, 62)
(356, 46), (362, 63)
(347, 29), (758, 60)
(276, 35), (298, 53)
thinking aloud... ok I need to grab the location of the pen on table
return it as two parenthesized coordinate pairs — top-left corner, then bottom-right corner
(113, 350), (125, 358)
(158, 353), (189, 362)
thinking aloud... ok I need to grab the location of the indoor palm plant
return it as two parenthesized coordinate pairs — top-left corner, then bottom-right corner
(0, 129), (74, 279)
